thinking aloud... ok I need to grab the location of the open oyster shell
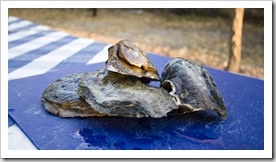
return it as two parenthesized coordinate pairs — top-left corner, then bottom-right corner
(41, 73), (107, 117)
(161, 58), (227, 119)
(106, 39), (160, 81)
(77, 68), (177, 118)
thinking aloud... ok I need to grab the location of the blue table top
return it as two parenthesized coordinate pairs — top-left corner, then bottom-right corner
(8, 16), (264, 150)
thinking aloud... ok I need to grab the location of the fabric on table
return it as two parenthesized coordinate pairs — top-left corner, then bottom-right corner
(8, 16), (264, 150)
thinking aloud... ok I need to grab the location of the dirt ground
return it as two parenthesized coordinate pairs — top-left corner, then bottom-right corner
(9, 8), (264, 79)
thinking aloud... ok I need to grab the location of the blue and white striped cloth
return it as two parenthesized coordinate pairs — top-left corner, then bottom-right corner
(8, 16), (112, 149)
(8, 16), (265, 151)
(8, 16), (111, 81)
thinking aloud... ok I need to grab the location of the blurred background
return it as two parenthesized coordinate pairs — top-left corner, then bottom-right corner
(9, 8), (264, 79)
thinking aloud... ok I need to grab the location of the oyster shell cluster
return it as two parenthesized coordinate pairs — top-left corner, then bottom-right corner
(42, 39), (227, 119)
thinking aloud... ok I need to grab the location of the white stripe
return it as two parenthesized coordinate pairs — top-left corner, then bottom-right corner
(8, 124), (37, 150)
(9, 25), (50, 42)
(9, 31), (69, 59)
(8, 20), (33, 31)
(9, 30), (39, 42)
(86, 45), (111, 65)
(8, 38), (93, 80)
(8, 16), (20, 23)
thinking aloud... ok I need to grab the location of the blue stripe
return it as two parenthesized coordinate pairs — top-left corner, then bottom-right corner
(50, 42), (107, 71)
(8, 24), (38, 35)
(8, 19), (22, 25)
(9, 31), (54, 49)
(9, 31), (16, 35)
(8, 36), (77, 73)
(8, 115), (15, 127)
(10, 23), (38, 31)
(9, 29), (54, 36)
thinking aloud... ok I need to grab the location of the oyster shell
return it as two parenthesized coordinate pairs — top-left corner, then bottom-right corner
(106, 39), (160, 81)
(161, 58), (227, 119)
(77, 68), (177, 118)
(41, 39), (227, 120)
(41, 73), (107, 117)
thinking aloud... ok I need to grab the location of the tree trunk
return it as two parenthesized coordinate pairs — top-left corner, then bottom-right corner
(227, 8), (244, 73)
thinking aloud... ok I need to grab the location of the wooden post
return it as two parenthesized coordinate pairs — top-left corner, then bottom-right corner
(92, 8), (97, 17)
(227, 8), (245, 73)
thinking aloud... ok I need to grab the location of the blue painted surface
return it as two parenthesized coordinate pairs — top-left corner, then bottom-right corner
(8, 54), (264, 150)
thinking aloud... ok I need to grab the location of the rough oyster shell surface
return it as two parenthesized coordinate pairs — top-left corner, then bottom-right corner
(161, 58), (227, 119)
(106, 39), (160, 81)
(77, 68), (177, 118)
(41, 39), (227, 120)
(41, 73), (107, 117)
